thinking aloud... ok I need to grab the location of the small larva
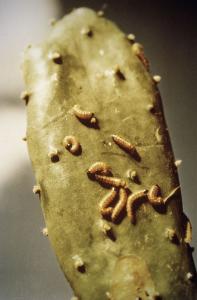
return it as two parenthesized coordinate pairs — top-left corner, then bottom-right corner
(32, 185), (41, 195)
(22, 136), (27, 141)
(73, 105), (97, 126)
(184, 219), (192, 244)
(88, 161), (111, 177)
(99, 188), (118, 209)
(126, 190), (148, 224)
(95, 174), (126, 188)
(163, 186), (180, 204)
(111, 134), (139, 160)
(148, 184), (163, 207)
(111, 188), (127, 222)
(63, 135), (81, 155)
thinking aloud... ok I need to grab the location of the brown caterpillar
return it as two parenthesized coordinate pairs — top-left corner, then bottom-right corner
(87, 161), (111, 177)
(111, 134), (140, 160)
(148, 184), (163, 207)
(99, 188), (118, 209)
(73, 105), (97, 125)
(95, 174), (126, 188)
(63, 135), (81, 155)
(126, 190), (148, 224)
(111, 188), (127, 222)
(132, 43), (149, 70)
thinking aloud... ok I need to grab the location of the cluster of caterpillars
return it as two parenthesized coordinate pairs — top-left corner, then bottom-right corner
(87, 161), (180, 225)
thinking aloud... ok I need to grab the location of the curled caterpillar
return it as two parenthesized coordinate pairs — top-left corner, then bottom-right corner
(111, 188), (127, 222)
(63, 135), (81, 155)
(148, 184), (163, 207)
(87, 161), (111, 178)
(99, 188), (118, 210)
(95, 174), (126, 188)
(127, 190), (148, 224)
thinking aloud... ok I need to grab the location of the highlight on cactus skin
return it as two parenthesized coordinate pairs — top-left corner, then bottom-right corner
(22, 7), (196, 300)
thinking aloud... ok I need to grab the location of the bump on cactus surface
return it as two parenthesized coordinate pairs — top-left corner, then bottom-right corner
(22, 7), (196, 300)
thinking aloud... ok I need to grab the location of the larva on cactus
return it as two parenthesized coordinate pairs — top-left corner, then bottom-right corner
(127, 33), (135, 43)
(63, 135), (81, 155)
(126, 190), (148, 224)
(42, 227), (48, 237)
(87, 161), (111, 178)
(99, 188), (118, 209)
(148, 184), (163, 207)
(111, 188), (127, 222)
(73, 105), (97, 126)
(95, 175), (127, 188)
(111, 134), (140, 160)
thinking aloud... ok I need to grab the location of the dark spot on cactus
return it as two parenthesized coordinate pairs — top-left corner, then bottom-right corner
(51, 154), (60, 163)
(22, 136), (27, 141)
(147, 104), (156, 114)
(115, 67), (126, 80)
(77, 265), (86, 273)
(106, 228), (116, 241)
(20, 90), (30, 105)
(78, 117), (100, 129)
(165, 228), (180, 245)
(50, 52), (63, 64)
(81, 27), (93, 37)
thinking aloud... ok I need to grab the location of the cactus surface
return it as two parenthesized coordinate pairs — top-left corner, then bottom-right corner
(22, 8), (196, 300)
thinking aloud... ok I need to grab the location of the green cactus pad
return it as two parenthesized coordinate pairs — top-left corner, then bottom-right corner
(22, 8), (196, 300)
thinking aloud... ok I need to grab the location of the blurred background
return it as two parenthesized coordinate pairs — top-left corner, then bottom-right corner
(0, 0), (196, 299)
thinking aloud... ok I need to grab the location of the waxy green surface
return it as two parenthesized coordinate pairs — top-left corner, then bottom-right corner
(23, 8), (196, 300)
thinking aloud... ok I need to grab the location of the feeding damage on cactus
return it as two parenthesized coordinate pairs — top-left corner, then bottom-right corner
(22, 7), (196, 300)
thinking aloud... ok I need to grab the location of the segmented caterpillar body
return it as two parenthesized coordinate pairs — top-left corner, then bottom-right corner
(99, 188), (118, 209)
(88, 161), (111, 177)
(111, 188), (127, 222)
(127, 190), (148, 224)
(63, 135), (81, 155)
(95, 174), (126, 188)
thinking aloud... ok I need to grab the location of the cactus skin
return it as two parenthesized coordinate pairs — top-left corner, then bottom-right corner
(22, 8), (197, 300)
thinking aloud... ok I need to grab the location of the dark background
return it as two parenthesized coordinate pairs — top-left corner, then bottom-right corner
(0, 0), (196, 299)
